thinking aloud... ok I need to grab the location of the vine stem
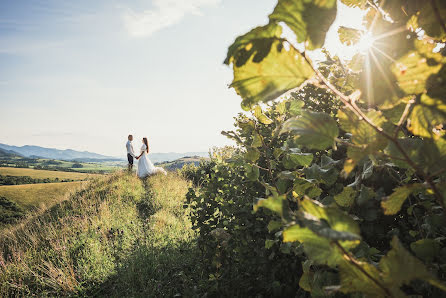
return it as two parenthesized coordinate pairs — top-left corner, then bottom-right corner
(297, 48), (446, 214)
(430, 0), (446, 35)
(334, 241), (394, 297)
(394, 97), (415, 138)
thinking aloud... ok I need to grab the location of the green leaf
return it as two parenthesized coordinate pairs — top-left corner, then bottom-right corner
(381, 184), (425, 215)
(224, 22), (283, 66)
(357, 185), (375, 206)
(299, 198), (361, 237)
(289, 99), (305, 116)
(392, 40), (444, 95)
(380, 236), (446, 291)
(339, 258), (388, 297)
(283, 152), (313, 169)
(231, 40), (314, 110)
(385, 138), (446, 175)
(267, 220), (282, 232)
(283, 225), (343, 267)
(254, 195), (285, 215)
(338, 109), (388, 171)
(408, 94), (446, 138)
(282, 111), (339, 150)
(244, 164), (260, 181)
(416, 1), (446, 40)
(251, 132), (263, 147)
(293, 178), (322, 199)
(269, 0), (337, 50)
(254, 106), (273, 125)
(334, 186), (356, 208)
(265, 239), (275, 249)
(304, 163), (339, 186)
(276, 100), (287, 115)
(338, 26), (362, 46)
(245, 148), (261, 162)
(340, 0), (367, 8)
(410, 239), (441, 262)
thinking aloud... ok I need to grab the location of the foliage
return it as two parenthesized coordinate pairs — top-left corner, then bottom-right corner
(208, 0), (446, 295)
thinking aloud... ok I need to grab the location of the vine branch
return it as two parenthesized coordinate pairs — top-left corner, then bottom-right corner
(334, 241), (393, 297)
(297, 44), (446, 214)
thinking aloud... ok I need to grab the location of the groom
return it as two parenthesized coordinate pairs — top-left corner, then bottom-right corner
(126, 134), (137, 171)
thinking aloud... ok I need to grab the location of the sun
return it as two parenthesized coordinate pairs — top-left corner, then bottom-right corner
(357, 32), (375, 53)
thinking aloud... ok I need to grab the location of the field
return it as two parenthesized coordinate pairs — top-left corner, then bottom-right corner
(0, 181), (86, 209)
(0, 167), (101, 180)
(0, 155), (123, 173)
(0, 172), (202, 296)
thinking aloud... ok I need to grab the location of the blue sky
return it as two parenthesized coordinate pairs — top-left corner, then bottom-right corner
(0, 0), (364, 156)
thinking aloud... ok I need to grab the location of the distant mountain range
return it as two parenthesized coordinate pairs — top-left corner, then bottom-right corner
(0, 143), (116, 161)
(0, 143), (209, 163)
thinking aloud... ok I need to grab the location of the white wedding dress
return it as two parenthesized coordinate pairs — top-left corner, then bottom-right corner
(137, 144), (167, 178)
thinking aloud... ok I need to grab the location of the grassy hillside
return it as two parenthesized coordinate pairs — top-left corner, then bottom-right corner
(0, 167), (101, 180)
(0, 181), (85, 210)
(0, 171), (201, 297)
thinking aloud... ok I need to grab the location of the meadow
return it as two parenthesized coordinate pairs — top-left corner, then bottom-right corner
(0, 167), (101, 180)
(0, 181), (85, 209)
(0, 171), (203, 296)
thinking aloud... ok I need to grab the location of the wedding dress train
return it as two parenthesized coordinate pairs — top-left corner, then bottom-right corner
(137, 144), (167, 178)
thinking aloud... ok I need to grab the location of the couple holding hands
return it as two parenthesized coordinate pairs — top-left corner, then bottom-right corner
(126, 135), (167, 178)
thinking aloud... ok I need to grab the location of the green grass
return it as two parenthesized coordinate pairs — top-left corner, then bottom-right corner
(0, 171), (203, 297)
(0, 182), (86, 209)
(0, 167), (102, 180)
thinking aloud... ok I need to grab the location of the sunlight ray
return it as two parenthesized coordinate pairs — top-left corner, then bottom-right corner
(369, 49), (398, 98)
(364, 52), (374, 106)
(372, 45), (397, 63)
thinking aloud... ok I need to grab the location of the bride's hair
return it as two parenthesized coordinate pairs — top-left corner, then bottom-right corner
(143, 137), (149, 153)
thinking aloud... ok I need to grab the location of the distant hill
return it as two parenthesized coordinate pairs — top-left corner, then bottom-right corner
(148, 152), (209, 164)
(156, 155), (209, 170)
(0, 148), (21, 158)
(0, 143), (117, 161)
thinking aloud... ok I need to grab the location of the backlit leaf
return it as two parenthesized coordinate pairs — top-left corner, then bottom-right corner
(269, 0), (337, 50)
(338, 26), (362, 46)
(224, 22), (282, 66)
(381, 184), (425, 215)
(254, 195), (285, 215)
(408, 94), (446, 138)
(231, 40), (314, 110)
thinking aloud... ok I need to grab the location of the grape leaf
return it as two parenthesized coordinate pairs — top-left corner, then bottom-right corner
(254, 195), (285, 215)
(282, 111), (339, 150)
(408, 94), (446, 138)
(410, 239), (441, 262)
(283, 152), (313, 169)
(340, 0), (367, 8)
(381, 183), (425, 215)
(380, 237), (446, 291)
(231, 40), (314, 110)
(269, 0), (337, 50)
(338, 26), (362, 46)
(334, 186), (357, 208)
(224, 22), (283, 67)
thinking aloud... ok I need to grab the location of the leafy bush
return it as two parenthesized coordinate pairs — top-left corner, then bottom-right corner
(186, 0), (446, 296)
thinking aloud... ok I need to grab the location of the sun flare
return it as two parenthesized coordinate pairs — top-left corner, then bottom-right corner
(357, 32), (375, 53)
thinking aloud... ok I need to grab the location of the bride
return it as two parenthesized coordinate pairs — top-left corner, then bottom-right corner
(136, 137), (167, 178)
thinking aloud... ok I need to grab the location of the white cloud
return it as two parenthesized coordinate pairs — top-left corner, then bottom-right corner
(123, 0), (221, 37)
